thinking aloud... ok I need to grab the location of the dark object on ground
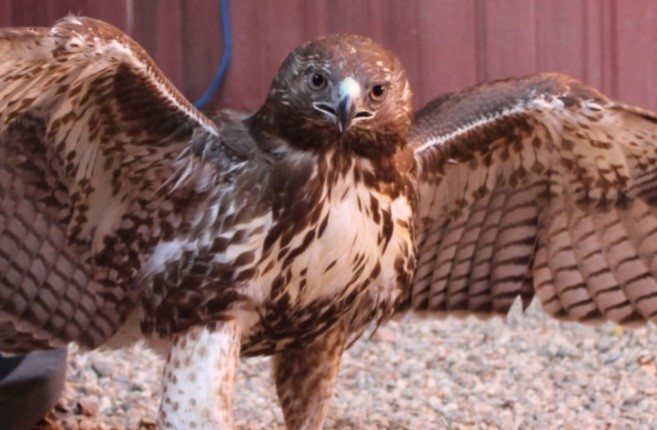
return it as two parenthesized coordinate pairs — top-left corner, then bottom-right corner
(0, 348), (67, 430)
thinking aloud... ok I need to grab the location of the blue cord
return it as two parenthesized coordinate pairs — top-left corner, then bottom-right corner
(193, 0), (232, 109)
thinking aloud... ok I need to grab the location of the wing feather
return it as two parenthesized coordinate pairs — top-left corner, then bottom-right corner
(409, 72), (657, 326)
(0, 17), (220, 350)
(464, 184), (504, 311)
(489, 184), (537, 311)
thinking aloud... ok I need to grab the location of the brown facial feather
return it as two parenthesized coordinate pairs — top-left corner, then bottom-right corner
(249, 34), (412, 159)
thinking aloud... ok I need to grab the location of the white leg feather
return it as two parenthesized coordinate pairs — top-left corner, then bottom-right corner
(157, 321), (240, 430)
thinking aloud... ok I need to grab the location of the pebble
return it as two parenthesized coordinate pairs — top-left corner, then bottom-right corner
(77, 398), (99, 417)
(90, 358), (113, 378)
(33, 299), (657, 429)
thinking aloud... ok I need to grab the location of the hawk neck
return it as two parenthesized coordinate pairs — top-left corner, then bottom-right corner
(247, 102), (408, 164)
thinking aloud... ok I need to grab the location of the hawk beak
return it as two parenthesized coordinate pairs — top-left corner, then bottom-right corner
(336, 77), (360, 134)
(313, 77), (373, 134)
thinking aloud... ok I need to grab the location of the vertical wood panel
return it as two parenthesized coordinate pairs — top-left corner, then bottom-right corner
(614, 0), (657, 108)
(534, 0), (587, 80)
(2, 1), (657, 112)
(10, 0), (49, 26)
(45, 0), (90, 22)
(131, 0), (185, 91)
(368, 2), (422, 107)
(129, 1), (158, 59)
(83, 0), (128, 30)
(324, 0), (370, 35)
(299, 1), (328, 40)
(153, 1), (184, 92)
(479, 0), (537, 81)
(0, 0), (11, 27)
(221, 0), (266, 110)
(417, 0), (478, 105)
(582, 0), (615, 94)
(258, 0), (308, 89)
(180, 0), (222, 103)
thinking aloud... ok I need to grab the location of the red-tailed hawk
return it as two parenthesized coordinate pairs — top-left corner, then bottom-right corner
(2, 16), (657, 429)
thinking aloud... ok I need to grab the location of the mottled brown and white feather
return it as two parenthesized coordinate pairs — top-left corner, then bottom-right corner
(9, 19), (657, 430)
(0, 16), (222, 350)
(409, 73), (657, 326)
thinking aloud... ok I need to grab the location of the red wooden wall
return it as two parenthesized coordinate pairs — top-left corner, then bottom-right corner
(1, 0), (657, 112)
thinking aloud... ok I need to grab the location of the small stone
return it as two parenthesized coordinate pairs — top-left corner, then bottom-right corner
(608, 325), (625, 337)
(79, 420), (96, 430)
(77, 397), (100, 417)
(369, 326), (396, 342)
(90, 357), (113, 378)
(139, 417), (157, 429)
(37, 311), (657, 429)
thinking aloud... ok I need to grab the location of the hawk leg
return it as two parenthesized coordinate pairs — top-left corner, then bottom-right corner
(158, 321), (241, 430)
(273, 322), (348, 430)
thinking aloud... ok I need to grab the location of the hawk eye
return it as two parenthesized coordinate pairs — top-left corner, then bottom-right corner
(369, 84), (386, 101)
(308, 72), (328, 91)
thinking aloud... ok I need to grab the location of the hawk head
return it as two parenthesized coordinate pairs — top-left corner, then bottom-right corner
(252, 34), (413, 158)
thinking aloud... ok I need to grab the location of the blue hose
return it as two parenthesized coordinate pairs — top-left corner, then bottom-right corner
(193, 0), (232, 109)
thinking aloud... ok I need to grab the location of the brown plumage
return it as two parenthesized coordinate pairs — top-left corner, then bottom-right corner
(2, 16), (657, 429)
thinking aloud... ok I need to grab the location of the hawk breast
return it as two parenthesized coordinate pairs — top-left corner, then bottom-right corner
(242, 152), (415, 354)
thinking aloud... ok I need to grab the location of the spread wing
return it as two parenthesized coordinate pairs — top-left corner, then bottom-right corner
(0, 16), (219, 351)
(408, 73), (657, 326)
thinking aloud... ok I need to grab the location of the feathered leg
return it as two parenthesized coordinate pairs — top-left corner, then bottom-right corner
(273, 322), (348, 430)
(158, 321), (241, 430)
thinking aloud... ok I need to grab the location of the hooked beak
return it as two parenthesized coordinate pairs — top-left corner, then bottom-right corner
(337, 91), (357, 134)
(313, 77), (373, 134)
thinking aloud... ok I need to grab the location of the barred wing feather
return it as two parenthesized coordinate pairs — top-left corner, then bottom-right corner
(409, 73), (657, 326)
(0, 16), (218, 350)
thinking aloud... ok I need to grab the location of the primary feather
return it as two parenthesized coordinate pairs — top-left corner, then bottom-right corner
(409, 73), (657, 326)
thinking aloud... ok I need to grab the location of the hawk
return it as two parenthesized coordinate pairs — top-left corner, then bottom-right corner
(2, 16), (657, 429)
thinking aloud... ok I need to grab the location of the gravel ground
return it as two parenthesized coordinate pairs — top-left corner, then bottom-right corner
(34, 299), (657, 430)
